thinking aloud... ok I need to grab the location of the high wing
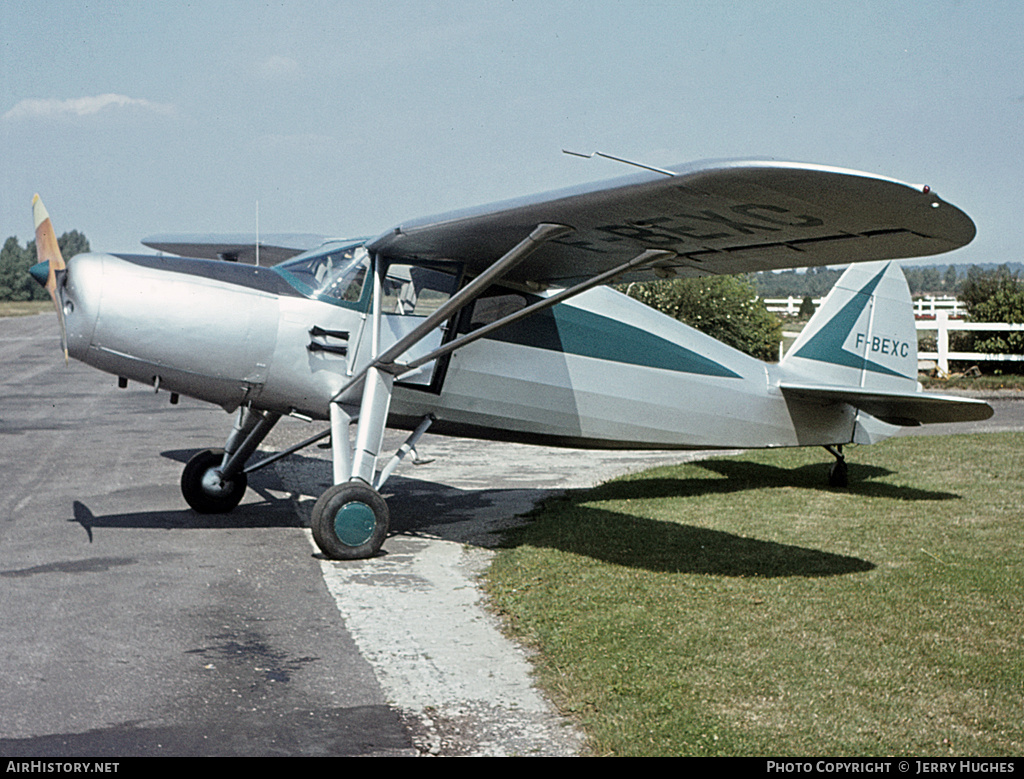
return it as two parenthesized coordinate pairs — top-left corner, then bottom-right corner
(366, 159), (975, 285)
(141, 232), (329, 264)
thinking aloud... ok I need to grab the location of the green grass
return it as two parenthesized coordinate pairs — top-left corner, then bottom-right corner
(484, 433), (1024, 756)
(0, 300), (51, 317)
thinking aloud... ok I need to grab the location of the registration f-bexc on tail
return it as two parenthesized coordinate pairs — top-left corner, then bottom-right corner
(31, 158), (993, 559)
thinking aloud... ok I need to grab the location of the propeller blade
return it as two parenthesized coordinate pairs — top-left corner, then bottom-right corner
(31, 194), (68, 361)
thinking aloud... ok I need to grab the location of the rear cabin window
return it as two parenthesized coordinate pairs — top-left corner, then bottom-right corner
(461, 292), (530, 332)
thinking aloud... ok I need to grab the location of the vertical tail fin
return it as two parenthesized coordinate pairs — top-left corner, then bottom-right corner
(780, 261), (918, 392)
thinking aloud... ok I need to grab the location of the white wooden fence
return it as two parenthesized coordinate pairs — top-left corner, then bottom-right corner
(916, 311), (1024, 374)
(766, 295), (966, 318)
(779, 307), (1024, 374)
(764, 297), (817, 315)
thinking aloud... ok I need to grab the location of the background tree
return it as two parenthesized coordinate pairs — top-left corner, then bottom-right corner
(936, 264), (1024, 374)
(943, 264), (959, 292)
(0, 237), (38, 302)
(957, 265), (1024, 359)
(754, 263), (999, 299)
(0, 232), (90, 302)
(622, 274), (783, 362)
(754, 266), (843, 298)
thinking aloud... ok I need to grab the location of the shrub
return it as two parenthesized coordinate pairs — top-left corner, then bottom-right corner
(622, 275), (783, 362)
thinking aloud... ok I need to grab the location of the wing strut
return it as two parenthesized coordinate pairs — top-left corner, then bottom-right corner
(400, 247), (676, 372)
(369, 222), (574, 369)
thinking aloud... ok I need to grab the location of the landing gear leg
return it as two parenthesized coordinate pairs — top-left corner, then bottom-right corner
(824, 444), (848, 488)
(311, 250), (400, 561)
(311, 375), (393, 559)
(310, 387), (434, 559)
(181, 406), (280, 513)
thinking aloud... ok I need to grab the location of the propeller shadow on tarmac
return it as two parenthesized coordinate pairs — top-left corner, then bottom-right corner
(68, 494), (303, 539)
(65, 455), (305, 543)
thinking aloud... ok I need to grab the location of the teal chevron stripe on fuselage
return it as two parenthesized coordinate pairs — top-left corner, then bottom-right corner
(483, 302), (742, 378)
(791, 263), (906, 378)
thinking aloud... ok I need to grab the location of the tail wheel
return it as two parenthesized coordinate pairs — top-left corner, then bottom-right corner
(828, 459), (849, 489)
(181, 448), (248, 513)
(311, 482), (389, 560)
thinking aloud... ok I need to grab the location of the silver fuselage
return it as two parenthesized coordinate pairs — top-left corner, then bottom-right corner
(60, 251), (870, 451)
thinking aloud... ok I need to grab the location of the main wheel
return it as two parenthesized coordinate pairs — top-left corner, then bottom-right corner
(181, 448), (248, 513)
(311, 482), (389, 560)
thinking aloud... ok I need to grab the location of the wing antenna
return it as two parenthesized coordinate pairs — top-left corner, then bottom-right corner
(561, 149), (675, 177)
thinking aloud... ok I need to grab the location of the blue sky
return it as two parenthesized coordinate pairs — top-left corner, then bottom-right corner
(2, 1), (1022, 267)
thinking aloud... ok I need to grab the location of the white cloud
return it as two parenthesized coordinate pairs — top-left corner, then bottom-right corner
(260, 55), (301, 79)
(3, 93), (176, 121)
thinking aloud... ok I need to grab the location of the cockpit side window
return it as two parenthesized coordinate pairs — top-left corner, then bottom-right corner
(274, 245), (462, 316)
(322, 262), (367, 303)
(380, 263), (460, 317)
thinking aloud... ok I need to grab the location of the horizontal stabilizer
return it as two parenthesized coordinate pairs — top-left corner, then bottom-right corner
(780, 383), (993, 426)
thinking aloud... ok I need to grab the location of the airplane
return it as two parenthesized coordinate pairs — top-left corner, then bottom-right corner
(29, 157), (993, 560)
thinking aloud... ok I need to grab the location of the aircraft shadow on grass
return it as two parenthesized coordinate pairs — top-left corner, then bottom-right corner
(522, 503), (880, 578)
(529, 458), (961, 576)
(585, 458), (961, 503)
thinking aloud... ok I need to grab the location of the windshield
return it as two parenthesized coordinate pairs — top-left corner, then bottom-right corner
(273, 241), (370, 308)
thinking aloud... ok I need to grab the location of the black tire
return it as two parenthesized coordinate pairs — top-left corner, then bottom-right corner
(828, 459), (849, 489)
(311, 482), (389, 560)
(181, 448), (248, 513)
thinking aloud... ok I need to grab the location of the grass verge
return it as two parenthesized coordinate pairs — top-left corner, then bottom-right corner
(483, 433), (1023, 756)
(0, 301), (51, 317)
(920, 373), (1024, 392)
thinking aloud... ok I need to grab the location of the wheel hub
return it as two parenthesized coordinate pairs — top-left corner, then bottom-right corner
(200, 468), (232, 497)
(333, 502), (376, 547)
